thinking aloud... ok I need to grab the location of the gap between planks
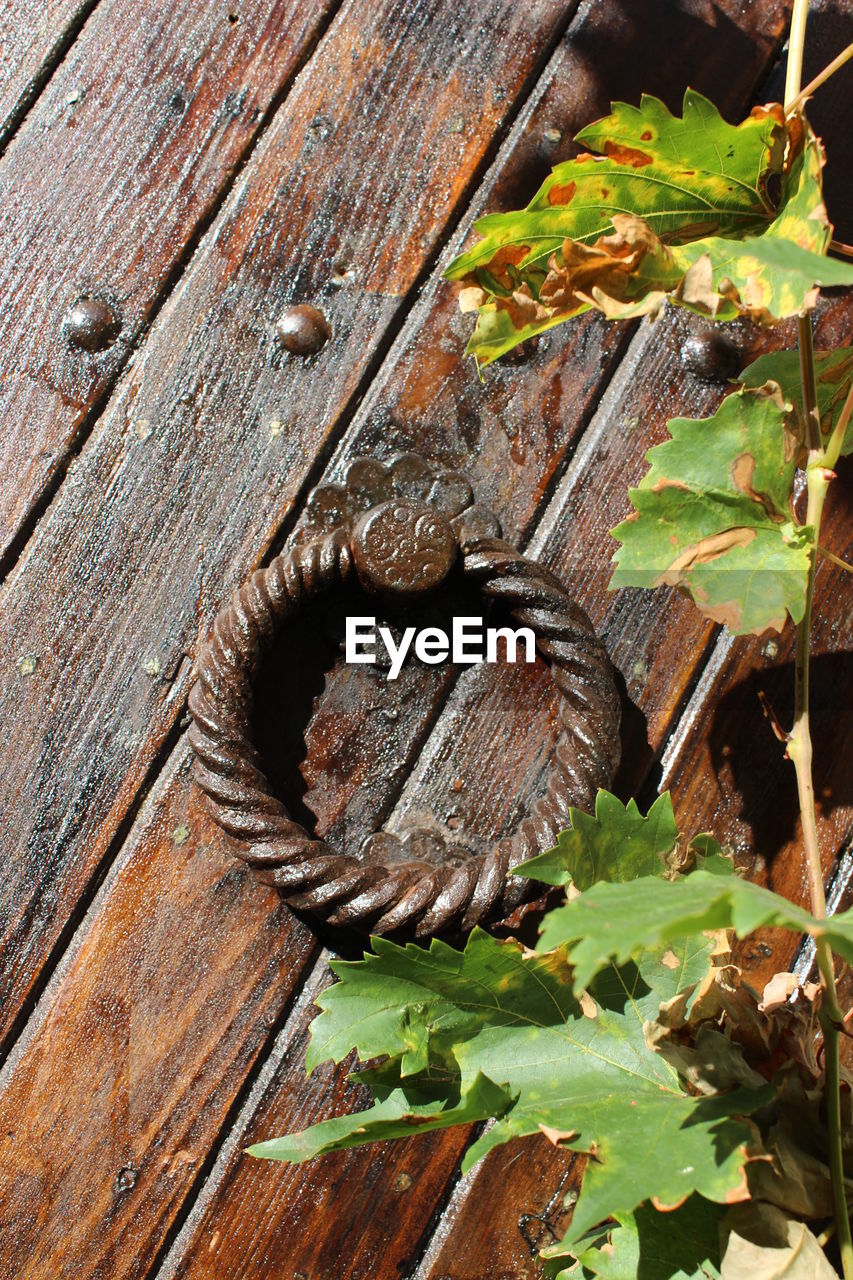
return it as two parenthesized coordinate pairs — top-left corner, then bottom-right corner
(0, 0), (101, 156)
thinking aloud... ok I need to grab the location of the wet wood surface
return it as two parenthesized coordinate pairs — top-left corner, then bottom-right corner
(0, 0), (95, 146)
(0, 0), (574, 1056)
(0, 0), (338, 570)
(1, 1), (852, 1278)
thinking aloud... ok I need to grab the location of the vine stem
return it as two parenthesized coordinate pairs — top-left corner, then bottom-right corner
(785, 4), (853, 1272)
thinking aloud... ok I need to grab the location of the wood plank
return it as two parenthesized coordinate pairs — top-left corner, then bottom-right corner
(160, 952), (473, 1280)
(0, 742), (317, 1280)
(0, 0), (338, 570)
(0, 0), (96, 147)
(155, 6), (798, 1278)
(0, 0), (577, 1058)
(414, 1142), (580, 1280)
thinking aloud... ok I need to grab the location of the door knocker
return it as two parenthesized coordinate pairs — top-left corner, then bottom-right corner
(188, 452), (621, 936)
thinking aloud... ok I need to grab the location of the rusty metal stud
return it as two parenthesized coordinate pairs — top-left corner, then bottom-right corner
(64, 297), (120, 352)
(188, 451), (621, 938)
(275, 304), (331, 355)
(681, 329), (741, 382)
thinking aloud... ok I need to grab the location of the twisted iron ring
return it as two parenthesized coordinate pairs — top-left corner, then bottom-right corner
(188, 453), (621, 936)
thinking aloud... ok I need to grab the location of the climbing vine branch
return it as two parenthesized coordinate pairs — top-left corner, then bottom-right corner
(785, 5), (853, 1268)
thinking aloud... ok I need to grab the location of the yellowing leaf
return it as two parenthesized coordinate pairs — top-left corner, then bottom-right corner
(721, 1203), (838, 1279)
(445, 92), (853, 365)
(610, 384), (813, 635)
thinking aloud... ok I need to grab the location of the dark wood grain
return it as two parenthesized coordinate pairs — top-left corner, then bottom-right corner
(161, 955), (473, 1280)
(415, 1141), (580, 1280)
(0, 0), (96, 147)
(0, 0), (577, 1055)
(0, 0), (338, 569)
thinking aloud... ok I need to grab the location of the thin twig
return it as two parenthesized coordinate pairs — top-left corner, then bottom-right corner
(818, 544), (853, 574)
(757, 689), (790, 742)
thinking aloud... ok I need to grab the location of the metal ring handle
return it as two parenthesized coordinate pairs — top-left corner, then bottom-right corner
(188, 454), (621, 937)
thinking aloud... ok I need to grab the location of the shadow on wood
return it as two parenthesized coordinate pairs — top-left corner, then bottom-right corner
(708, 650), (853, 866)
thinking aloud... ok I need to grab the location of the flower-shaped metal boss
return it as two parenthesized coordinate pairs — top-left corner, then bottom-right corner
(188, 452), (621, 937)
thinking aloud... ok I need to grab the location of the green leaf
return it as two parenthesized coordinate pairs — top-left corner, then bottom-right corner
(610, 383), (813, 635)
(740, 346), (853, 458)
(536, 866), (853, 992)
(477, 91), (780, 273)
(513, 790), (679, 888)
(664, 121), (853, 327)
(545, 1196), (724, 1279)
(247, 1071), (514, 1163)
(251, 930), (770, 1246)
(445, 92), (853, 365)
